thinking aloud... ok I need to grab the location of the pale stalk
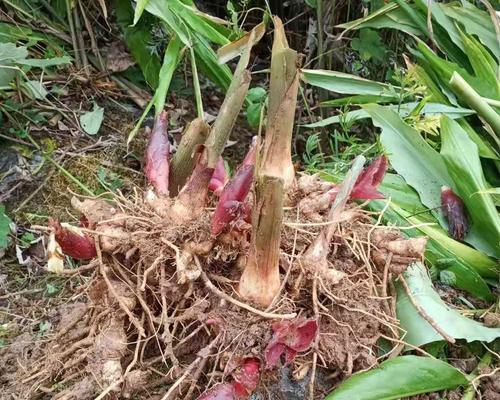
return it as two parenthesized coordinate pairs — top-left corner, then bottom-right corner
(169, 118), (209, 196)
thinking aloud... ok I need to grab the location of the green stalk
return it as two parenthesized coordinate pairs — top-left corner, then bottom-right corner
(190, 47), (204, 120)
(449, 72), (500, 138)
(169, 118), (209, 195)
(461, 352), (493, 400)
(204, 24), (263, 168)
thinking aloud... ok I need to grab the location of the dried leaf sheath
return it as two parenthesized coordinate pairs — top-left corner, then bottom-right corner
(239, 175), (284, 306)
(169, 118), (209, 196)
(260, 17), (301, 189)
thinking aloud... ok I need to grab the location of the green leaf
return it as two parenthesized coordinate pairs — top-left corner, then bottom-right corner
(321, 94), (398, 107)
(301, 69), (396, 96)
(247, 87), (266, 103)
(0, 42), (28, 63)
(154, 35), (183, 116)
(397, 262), (500, 347)
(363, 104), (452, 211)
(80, 103), (104, 136)
(325, 355), (469, 400)
(337, 3), (421, 36)
(351, 29), (386, 63)
(17, 56), (71, 68)
(24, 80), (48, 99)
(304, 102), (474, 128)
(133, 0), (150, 25)
(440, 3), (500, 60)
(246, 102), (263, 128)
(440, 116), (500, 258)
(0, 204), (12, 250)
(115, 0), (162, 89)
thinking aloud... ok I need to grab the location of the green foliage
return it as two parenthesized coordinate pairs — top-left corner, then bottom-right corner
(396, 263), (500, 347)
(440, 117), (500, 257)
(351, 29), (386, 63)
(96, 168), (123, 193)
(0, 205), (12, 250)
(115, 0), (162, 89)
(0, 42), (70, 86)
(364, 104), (451, 211)
(246, 87), (267, 128)
(326, 355), (469, 399)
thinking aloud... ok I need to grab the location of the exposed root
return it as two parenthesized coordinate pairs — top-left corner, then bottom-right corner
(3, 180), (430, 400)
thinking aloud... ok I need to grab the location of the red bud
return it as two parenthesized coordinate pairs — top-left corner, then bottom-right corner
(265, 319), (318, 368)
(197, 358), (260, 400)
(144, 111), (170, 196)
(209, 157), (229, 196)
(49, 219), (97, 260)
(350, 155), (387, 200)
(211, 165), (254, 236)
(441, 186), (469, 241)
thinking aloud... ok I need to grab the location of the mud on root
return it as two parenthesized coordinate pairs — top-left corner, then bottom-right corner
(3, 186), (428, 400)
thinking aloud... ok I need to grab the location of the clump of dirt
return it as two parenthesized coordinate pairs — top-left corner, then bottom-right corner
(0, 180), (423, 399)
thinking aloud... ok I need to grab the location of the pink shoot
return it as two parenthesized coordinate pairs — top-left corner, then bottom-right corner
(211, 140), (258, 236)
(209, 156), (229, 196)
(197, 358), (260, 400)
(144, 111), (170, 196)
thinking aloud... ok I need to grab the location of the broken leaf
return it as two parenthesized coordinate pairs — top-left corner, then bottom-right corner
(396, 262), (500, 347)
(80, 103), (104, 136)
(24, 80), (48, 100)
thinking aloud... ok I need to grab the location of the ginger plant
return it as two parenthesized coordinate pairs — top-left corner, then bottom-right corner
(238, 17), (301, 307)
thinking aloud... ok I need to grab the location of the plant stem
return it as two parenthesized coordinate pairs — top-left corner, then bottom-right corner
(316, 0), (324, 70)
(261, 16), (301, 189)
(449, 72), (500, 138)
(189, 47), (203, 120)
(169, 118), (209, 195)
(239, 175), (284, 307)
(65, 0), (81, 70)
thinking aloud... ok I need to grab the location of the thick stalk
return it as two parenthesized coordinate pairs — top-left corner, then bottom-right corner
(172, 25), (263, 219)
(449, 72), (500, 138)
(261, 17), (301, 189)
(169, 118), (209, 195)
(204, 23), (264, 168)
(239, 175), (284, 307)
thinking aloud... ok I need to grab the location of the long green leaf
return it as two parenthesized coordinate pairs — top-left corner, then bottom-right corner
(301, 69), (397, 96)
(441, 3), (500, 60)
(397, 263), (500, 347)
(337, 3), (421, 36)
(116, 0), (161, 88)
(154, 35), (183, 116)
(363, 104), (452, 211)
(304, 102), (474, 128)
(133, 0), (149, 25)
(325, 355), (468, 400)
(440, 116), (500, 258)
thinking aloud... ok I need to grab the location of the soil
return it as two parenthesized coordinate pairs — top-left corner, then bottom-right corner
(0, 70), (497, 400)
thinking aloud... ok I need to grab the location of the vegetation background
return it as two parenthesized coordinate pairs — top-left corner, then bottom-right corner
(0, 0), (498, 399)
